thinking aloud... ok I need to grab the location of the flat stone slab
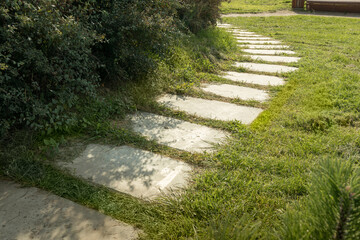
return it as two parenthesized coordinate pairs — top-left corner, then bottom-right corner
(245, 55), (300, 63)
(231, 30), (257, 35)
(201, 84), (269, 102)
(217, 23), (233, 28)
(61, 145), (192, 199)
(234, 62), (298, 73)
(244, 55), (300, 63)
(237, 40), (282, 44)
(221, 71), (285, 86)
(0, 181), (139, 240)
(157, 94), (263, 124)
(128, 112), (228, 153)
(242, 49), (296, 55)
(233, 33), (263, 37)
(216, 23), (232, 27)
(236, 37), (272, 40)
(245, 44), (290, 49)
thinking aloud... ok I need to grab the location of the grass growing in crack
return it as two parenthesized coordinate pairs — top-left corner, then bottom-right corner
(221, 0), (292, 14)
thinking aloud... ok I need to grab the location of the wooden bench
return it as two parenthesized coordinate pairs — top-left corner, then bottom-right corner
(306, 0), (360, 13)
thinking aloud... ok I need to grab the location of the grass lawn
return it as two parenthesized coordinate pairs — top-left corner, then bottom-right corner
(221, 0), (292, 14)
(2, 16), (360, 239)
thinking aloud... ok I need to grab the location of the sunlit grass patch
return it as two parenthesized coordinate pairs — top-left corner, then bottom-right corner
(221, 0), (292, 14)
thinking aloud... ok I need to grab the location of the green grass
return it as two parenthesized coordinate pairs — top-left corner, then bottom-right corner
(221, 0), (292, 14)
(2, 16), (360, 239)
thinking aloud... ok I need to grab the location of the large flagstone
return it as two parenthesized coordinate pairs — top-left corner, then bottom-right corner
(60, 145), (192, 199)
(217, 23), (232, 28)
(237, 40), (282, 44)
(231, 30), (257, 35)
(128, 112), (228, 153)
(242, 49), (296, 55)
(234, 62), (298, 73)
(0, 181), (139, 240)
(157, 94), (263, 124)
(244, 55), (300, 63)
(201, 84), (269, 102)
(245, 44), (290, 49)
(236, 37), (272, 40)
(221, 71), (285, 86)
(233, 33), (263, 37)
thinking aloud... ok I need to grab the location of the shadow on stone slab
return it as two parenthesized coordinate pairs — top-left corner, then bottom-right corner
(0, 181), (140, 240)
(127, 112), (229, 153)
(234, 62), (298, 74)
(244, 55), (300, 63)
(157, 94), (263, 124)
(221, 71), (285, 86)
(201, 84), (269, 102)
(60, 145), (192, 199)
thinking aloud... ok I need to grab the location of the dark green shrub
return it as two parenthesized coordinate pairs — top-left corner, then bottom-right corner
(0, 0), (227, 137)
(88, 0), (181, 82)
(0, 0), (100, 135)
(177, 0), (228, 33)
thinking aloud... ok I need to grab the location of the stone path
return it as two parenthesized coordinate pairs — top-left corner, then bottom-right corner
(62, 23), (300, 199)
(1, 22), (301, 239)
(58, 23), (300, 202)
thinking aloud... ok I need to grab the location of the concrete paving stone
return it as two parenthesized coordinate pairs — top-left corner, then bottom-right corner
(221, 71), (285, 86)
(233, 34), (264, 37)
(234, 62), (298, 73)
(233, 33), (263, 37)
(157, 94), (263, 124)
(242, 49), (296, 55)
(237, 40), (282, 44)
(236, 37), (272, 40)
(128, 112), (229, 153)
(61, 145), (192, 199)
(201, 84), (269, 102)
(231, 30), (256, 34)
(244, 55), (300, 63)
(0, 181), (140, 240)
(217, 23), (233, 28)
(245, 44), (290, 49)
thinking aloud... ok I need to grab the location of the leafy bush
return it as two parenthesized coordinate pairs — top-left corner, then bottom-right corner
(0, 0), (226, 137)
(0, 0), (100, 135)
(178, 0), (228, 33)
(90, 0), (180, 82)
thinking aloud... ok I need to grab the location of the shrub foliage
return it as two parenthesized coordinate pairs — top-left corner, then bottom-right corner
(0, 0), (226, 136)
(178, 0), (228, 33)
(0, 0), (100, 135)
